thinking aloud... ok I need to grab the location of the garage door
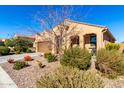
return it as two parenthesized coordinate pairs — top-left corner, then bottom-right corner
(37, 41), (52, 53)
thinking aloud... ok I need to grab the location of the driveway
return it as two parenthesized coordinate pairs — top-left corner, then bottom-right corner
(0, 66), (17, 88)
(0, 53), (39, 64)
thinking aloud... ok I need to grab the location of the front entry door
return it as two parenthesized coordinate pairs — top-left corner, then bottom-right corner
(90, 35), (97, 54)
(90, 35), (96, 46)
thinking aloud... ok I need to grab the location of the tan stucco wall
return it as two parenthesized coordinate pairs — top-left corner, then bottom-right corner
(51, 20), (105, 53)
(35, 20), (115, 54)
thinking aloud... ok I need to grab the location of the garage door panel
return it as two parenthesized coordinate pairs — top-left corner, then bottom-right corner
(38, 41), (52, 53)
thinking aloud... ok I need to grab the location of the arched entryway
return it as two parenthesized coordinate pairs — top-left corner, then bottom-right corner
(83, 33), (97, 53)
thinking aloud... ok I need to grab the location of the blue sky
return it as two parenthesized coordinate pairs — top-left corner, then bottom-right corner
(0, 5), (124, 42)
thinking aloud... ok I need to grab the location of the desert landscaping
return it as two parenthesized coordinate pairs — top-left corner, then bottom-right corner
(1, 5), (124, 88)
(0, 55), (59, 88)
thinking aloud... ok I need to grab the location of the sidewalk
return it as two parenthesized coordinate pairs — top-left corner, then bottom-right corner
(0, 66), (17, 88)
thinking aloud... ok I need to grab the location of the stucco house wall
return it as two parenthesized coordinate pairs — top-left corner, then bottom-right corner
(35, 19), (116, 54)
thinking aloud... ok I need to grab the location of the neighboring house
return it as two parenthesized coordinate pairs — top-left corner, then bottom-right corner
(0, 38), (6, 42)
(0, 38), (7, 46)
(35, 19), (116, 54)
(14, 34), (35, 42)
(14, 34), (36, 51)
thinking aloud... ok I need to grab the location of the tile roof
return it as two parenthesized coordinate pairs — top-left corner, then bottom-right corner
(64, 19), (107, 28)
(15, 34), (35, 39)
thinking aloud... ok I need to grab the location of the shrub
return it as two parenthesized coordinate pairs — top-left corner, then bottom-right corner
(6, 38), (34, 54)
(102, 71), (118, 79)
(0, 42), (5, 46)
(96, 49), (124, 78)
(36, 66), (104, 88)
(47, 54), (57, 62)
(44, 53), (52, 58)
(26, 49), (33, 53)
(15, 51), (21, 54)
(7, 58), (14, 63)
(13, 38), (33, 47)
(105, 43), (120, 50)
(24, 54), (32, 61)
(4, 39), (14, 47)
(60, 47), (91, 70)
(14, 46), (32, 54)
(13, 61), (29, 70)
(0, 46), (10, 55)
(44, 53), (57, 62)
(14, 46), (22, 54)
(22, 46), (28, 52)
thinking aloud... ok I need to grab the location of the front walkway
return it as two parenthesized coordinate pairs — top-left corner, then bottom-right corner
(90, 55), (96, 69)
(0, 53), (39, 64)
(0, 66), (17, 88)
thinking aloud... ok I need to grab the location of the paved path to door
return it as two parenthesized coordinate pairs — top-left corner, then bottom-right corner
(0, 53), (39, 64)
(90, 55), (96, 69)
(0, 66), (17, 88)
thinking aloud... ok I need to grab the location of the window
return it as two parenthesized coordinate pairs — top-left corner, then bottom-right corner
(70, 35), (79, 47)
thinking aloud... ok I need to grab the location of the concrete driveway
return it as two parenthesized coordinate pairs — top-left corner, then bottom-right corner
(0, 53), (39, 64)
(0, 66), (18, 88)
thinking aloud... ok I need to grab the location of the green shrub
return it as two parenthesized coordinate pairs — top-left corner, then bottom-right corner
(15, 51), (21, 54)
(44, 53), (52, 58)
(14, 46), (32, 54)
(4, 38), (33, 54)
(96, 49), (124, 78)
(22, 46), (28, 52)
(44, 53), (57, 62)
(60, 47), (91, 70)
(14, 46), (28, 54)
(47, 54), (57, 62)
(36, 66), (104, 88)
(4, 39), (14, 47)
(14, 46), (22, 54)
(26, 48), (33, 53)
(105, 43), (120, 50)
(13, 61), (29, 70)
(0, 46), (10, 55)
(0, 42), (5, 46)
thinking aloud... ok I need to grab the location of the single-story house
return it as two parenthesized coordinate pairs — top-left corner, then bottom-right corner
(35, 19), (116, 54)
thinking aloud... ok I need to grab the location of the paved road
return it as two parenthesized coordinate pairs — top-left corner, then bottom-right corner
(0, 53), (39, 64)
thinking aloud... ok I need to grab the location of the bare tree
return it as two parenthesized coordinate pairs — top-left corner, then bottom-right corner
(28, 5), (91, 55)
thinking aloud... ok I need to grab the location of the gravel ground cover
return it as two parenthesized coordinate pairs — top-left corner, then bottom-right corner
(0, 56), (59, 88)
(104, 76), (124, 88)
(1, 55), (124, 88)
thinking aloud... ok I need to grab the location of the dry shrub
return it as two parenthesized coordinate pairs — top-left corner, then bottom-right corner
(36, 66), (104, 88)
(96, 49), (124, 78)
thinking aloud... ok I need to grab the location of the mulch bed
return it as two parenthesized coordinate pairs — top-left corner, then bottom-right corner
(0, 56), (59, 88)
